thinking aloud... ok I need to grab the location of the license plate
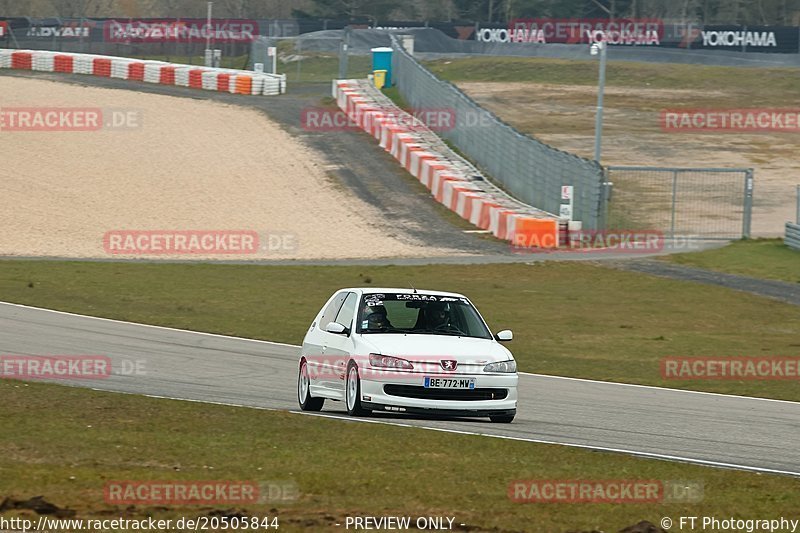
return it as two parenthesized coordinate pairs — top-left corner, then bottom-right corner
(424, 377), (476, 389)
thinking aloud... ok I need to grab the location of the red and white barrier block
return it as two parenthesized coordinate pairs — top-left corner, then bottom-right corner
(333, 79), (561, 249)
(0, 48), (286, 97)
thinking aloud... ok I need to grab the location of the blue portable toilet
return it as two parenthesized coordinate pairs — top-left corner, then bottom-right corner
(371, 47), (393, 86)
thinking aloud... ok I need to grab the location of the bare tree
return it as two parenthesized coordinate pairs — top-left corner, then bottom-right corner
(47, 0), (83, 17)
(680, 0), (701, 22)
(4, 0), (799, 25)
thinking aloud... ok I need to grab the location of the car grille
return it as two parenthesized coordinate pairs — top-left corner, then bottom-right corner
(383, 385), (508, 401)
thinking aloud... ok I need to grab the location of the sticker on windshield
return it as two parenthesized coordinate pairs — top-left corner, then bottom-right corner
(361, 320), (369, 329)
(364, 294), (385, 303)
(397, 294), (438, 301)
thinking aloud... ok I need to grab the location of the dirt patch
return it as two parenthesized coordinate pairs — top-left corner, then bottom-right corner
(0, 76), (465, 260)
(459, 81), (800, 236)
(618, 521), (667, 533)
(0, 496), (76, 518)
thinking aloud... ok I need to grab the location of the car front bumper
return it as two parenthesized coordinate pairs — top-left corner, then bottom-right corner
(358, 371), (518, 416)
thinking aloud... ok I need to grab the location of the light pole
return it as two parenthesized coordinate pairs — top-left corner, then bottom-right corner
(78, 0), (86, 53)
(205, 1), (213, 66)
(591, 39), (607, 164)
(338, 27), (350, 79)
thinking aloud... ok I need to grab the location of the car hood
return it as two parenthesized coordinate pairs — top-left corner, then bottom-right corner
(356, 333), (513, 364)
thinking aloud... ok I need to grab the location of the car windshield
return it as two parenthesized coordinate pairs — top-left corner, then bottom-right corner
(356, 293), (492, 339)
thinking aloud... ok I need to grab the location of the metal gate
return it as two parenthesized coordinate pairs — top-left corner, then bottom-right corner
(603, 166), (754, 239)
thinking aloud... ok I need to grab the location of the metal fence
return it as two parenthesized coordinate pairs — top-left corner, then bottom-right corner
(786, 185), (800, 251)
(2, 29), (254, 62)
(604, 167), (754, 239)
(389, 35), (606, 229)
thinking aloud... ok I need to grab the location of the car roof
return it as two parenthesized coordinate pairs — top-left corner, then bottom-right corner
(338, 287), (467, 298)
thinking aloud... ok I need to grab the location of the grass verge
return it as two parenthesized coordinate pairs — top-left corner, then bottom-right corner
(0, 260), (798, 401)
(2, 380), (798, 532)
(663, 239), (800, 283)
(423, 57), (800, 105)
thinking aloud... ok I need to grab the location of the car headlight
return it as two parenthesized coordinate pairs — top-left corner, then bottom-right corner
(369, 353), (414, 369)
(483, 360), (516, 373)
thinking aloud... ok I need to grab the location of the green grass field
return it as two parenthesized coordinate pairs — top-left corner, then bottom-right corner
(2, 380), (798, 532)
(664, 239), (800, 283)
(0, 259), (798, 401)
(424, 57), (800, 107)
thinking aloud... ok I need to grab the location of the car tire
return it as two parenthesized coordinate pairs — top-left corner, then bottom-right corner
(489, 412), (515, 423)
(345, 361), (370, 417)
(298, 359), (324, 411)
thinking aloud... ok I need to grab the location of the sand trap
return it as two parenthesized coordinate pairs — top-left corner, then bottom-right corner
(0, 76), (460, 260)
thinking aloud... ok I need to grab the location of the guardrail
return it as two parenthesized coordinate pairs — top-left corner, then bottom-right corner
(787, 185), (800, 251)
(786, 223), (800, 251)
(0, 48), (286, 96)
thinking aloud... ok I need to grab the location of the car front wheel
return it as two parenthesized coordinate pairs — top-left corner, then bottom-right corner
(345, 362), (370, 416)
(298, 359), (324, 411)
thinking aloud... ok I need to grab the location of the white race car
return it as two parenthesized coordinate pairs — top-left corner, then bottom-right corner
(297, 288), (518, 423)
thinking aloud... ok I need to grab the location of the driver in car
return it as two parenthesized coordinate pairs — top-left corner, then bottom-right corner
(425, 302), (451, 330)
(364, 304), (393, 331)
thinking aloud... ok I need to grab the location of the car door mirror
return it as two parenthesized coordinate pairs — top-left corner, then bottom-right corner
(326, 322), (349, 335)
(495, 329), (513, 342)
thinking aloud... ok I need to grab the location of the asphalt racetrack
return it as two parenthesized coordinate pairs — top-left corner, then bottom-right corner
(2, 301), (798, 477)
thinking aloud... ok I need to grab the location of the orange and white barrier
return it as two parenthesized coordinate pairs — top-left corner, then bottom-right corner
(0, 48), (286, 97)
(333, 79), (561, 249)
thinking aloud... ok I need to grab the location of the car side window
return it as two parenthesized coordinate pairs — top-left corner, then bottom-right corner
(334, 292), (358, 330)
(319, 292), (347, 331)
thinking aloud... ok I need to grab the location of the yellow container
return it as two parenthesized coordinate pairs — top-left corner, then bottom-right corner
(373, 69), (387, 89)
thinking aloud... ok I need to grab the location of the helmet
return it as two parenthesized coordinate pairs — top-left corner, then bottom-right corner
(426, 302), (449, 326)
(364, 304), (388, 316)
(365, 304), (389, 329)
